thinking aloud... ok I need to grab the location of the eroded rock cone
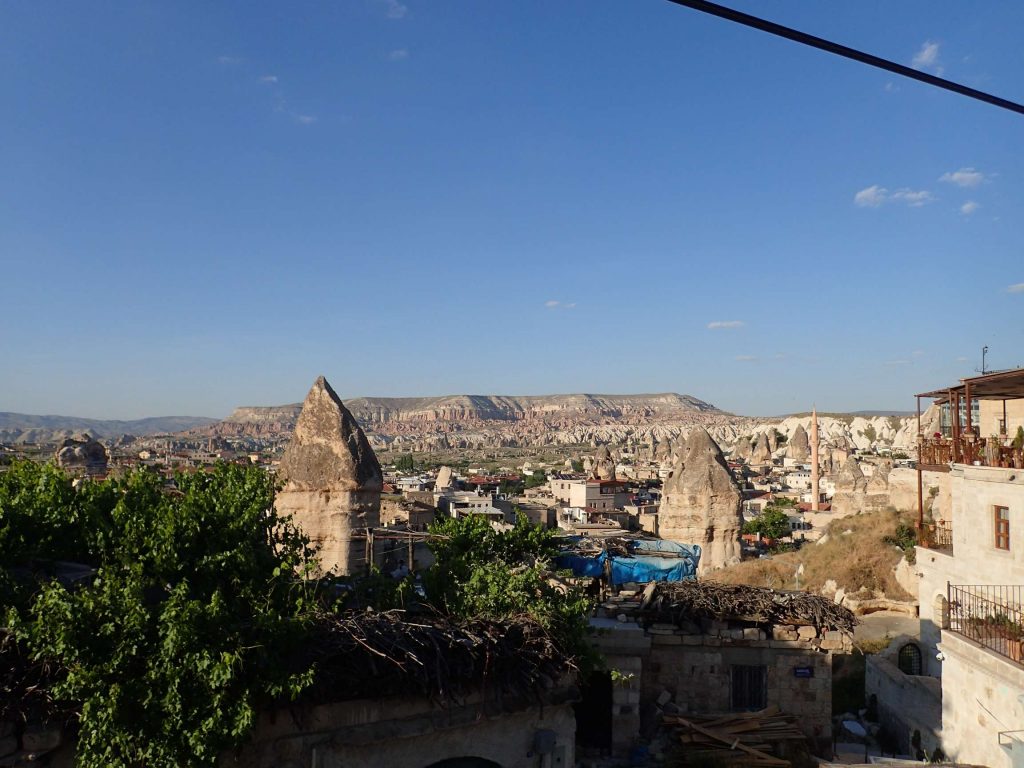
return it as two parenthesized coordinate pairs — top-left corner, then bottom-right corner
(276, 376), (383, 575)
(831, 455), (867, 515)
(752, 432), (772, 463)
(658, 427), (743, 572)
(788, 424), (810, 461)
(592, 444), (616, 481)
(732, 436), (752, 461)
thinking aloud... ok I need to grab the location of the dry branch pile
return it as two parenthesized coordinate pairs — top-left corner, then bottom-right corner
(645, 581), (856, 633)
(664, 707), (810, 767)
(0, 630), (71, 726)
(297, 610), (577, 706)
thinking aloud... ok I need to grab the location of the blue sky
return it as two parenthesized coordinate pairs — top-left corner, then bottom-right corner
(2, 1), (1022, 419)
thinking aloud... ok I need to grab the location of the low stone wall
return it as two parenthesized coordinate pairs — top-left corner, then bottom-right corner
(864, 636), (941, 756)
(224, 690), (577, 768)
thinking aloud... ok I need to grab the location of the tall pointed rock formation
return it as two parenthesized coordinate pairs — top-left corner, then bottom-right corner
(275, 376), (383, 575)
(788, 424), (810, 461)
(658, 427), (743, 572)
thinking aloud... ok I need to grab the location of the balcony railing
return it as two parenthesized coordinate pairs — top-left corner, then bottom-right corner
(947, 584), (1024, 665)
(919, 436), (1024, 469)
(919, 519), (953, 554)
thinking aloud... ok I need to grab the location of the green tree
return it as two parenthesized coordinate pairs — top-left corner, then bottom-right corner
(524, 472), (549, 489)
(742, 500), (795, 541)
(1013, 426), (1024, 452)
(423, 514), (593, 664)
(3, 461), (317, 768)
(394, 454), (416, 473)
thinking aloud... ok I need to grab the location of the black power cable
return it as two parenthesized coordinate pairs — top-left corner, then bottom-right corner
(665, 0), (1024, 116)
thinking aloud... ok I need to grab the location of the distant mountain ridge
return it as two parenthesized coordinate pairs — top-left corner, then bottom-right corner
(0, 412), (217, 444)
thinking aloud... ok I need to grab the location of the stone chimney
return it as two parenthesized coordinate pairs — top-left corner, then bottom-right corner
(275, 376), (383, 575)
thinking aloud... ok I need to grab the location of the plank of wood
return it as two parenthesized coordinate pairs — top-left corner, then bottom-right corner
(675, 717), (790, 767)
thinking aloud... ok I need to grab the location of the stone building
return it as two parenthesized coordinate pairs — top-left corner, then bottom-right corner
(886, 368), (1024, 767)
(275, 376), (383, 576)
(586, 581), (854, 758)
(227, 612), (578, 768)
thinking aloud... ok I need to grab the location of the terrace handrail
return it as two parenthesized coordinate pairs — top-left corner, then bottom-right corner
(920, 520), (953, 553)
(947, 584), (1024, 664)
(919, 435), (1024, 469)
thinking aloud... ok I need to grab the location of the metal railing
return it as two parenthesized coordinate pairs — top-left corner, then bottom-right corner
(920, 520), (953, 553)
(947, 584), (1024, 664)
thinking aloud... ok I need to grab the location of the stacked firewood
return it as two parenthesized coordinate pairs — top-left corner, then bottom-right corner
(645, 581), (856, 633)
(663, 707), (809, 767)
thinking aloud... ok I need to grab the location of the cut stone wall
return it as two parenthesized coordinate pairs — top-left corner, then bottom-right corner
(864, 636), (941, 756)
(225, 692), (577, 768)
(590, 618), (843, 758)
(938, 630), (1024, 768)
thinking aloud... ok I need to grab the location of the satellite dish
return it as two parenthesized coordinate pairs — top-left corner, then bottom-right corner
(842, 720), (867, 738)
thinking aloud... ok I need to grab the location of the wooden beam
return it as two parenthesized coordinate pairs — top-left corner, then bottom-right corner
(673, 717), (790, 766)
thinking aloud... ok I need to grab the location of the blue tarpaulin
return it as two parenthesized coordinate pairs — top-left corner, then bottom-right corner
(556, 539), (700, 585)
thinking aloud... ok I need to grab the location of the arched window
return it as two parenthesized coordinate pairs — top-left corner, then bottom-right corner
(897, 643), (922, 676)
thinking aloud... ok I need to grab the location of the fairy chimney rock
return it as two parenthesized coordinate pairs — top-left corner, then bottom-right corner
(592, 444), (616, 481)
(752, 432), (773, 464)
(658, 427), (743, 573)
(276, 376), (383, 575)
(788, 424), (810, 461)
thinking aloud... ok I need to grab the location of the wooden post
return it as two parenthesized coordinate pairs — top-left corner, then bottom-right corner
(965, 382), (972, 434)
(951, 390), (960, 462)
(407, 535), (415, 573)
(917, 463), (924, 533)
(365, 529), (374, 576)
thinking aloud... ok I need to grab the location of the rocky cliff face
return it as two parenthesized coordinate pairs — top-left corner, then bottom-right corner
(192, 392), (736, 449)
(658, 427), (743, 572)
(183, 392), (926, 459)
(54, 434), (108, 478)
(274, 377), (383, 576)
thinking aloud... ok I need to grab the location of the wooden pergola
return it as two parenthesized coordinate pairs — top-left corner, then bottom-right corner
(914, 367), (1024, 534)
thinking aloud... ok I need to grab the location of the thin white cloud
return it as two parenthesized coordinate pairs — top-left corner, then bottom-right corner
(734, 355), (758, 362)
(545, 300), (560, 308)
(890, 188), (934, 207)
(885, 359), (910, 366)
(854, 185), (933, 208)
(294, 114), (316, 125)
(955, 356), (970, 362)
(707, 320), (744, 330)
(912, 40), (942, 73)
(260, 75), (279, 84)
(854, 185), (887, 208)
(1008, 283), (1024, 294)
(912, 350), (925, 357)
(544, 300), (576, 309)
(884, 81), (900, 93)
(218, 55), (243, 66)
(940, 167), (986, 188)
(381, 0), (408, 19)
(960, 201), (980, 216)
(388, 49), (409, 61)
